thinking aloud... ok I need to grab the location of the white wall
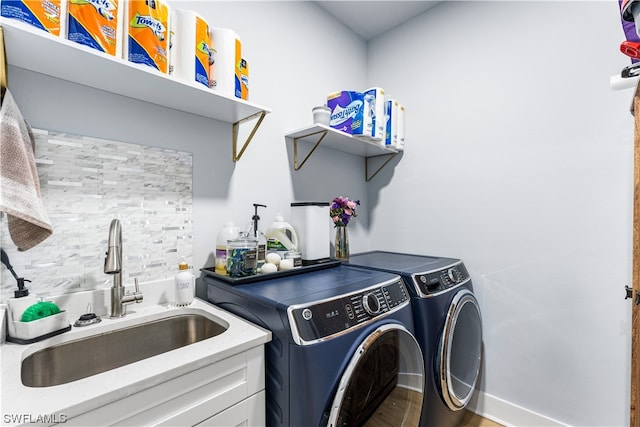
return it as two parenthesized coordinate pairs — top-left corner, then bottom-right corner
(5, 1), (373, 298)
(367, 1), (633, 426)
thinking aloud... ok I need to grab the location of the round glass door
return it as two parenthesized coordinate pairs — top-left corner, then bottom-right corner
(328, 324), (425, 427)
(437, 289), (483, 411)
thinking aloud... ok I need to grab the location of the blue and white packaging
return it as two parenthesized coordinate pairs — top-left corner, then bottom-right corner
(385, 99), (399, 147)
(327, 91), (365, 136)
(361, 87), (385, 142)
(397, 103), (405, 150)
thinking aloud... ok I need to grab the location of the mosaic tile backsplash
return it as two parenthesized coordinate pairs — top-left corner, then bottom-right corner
(1, 129), (193, 301)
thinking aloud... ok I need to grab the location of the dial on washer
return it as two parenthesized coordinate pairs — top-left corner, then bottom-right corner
(362, 293), (381, 315)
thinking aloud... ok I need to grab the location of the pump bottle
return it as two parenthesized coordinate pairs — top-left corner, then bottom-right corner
(251, 204), (267, 268)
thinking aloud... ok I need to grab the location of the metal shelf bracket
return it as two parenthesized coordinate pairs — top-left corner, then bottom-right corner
(232, 110), (267, 162)
(365, 152), (398, 182)
(293, 128), (328, 170)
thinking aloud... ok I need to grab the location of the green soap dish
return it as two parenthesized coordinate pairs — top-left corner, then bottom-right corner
(21, 301), (61, 322)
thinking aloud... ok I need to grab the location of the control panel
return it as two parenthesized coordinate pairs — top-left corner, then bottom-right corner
(289, 278), (409, 344)
(412, 262), (470, 297)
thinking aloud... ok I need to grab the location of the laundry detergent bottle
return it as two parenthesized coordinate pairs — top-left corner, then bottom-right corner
(265, 214), (299, 259)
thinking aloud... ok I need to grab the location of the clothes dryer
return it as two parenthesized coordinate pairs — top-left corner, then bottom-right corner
(204, 264), (425, 427)
(347, 251), (482, 427)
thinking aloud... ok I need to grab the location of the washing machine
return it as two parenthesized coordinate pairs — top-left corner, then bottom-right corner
(346, 251), (483, 427)
(204, 264), (425, 427)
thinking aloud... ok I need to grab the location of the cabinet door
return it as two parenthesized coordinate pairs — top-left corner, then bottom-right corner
(197, 391), (265, 427)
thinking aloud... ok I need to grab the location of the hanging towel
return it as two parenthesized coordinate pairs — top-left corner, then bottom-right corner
(0, 89), (52, 251)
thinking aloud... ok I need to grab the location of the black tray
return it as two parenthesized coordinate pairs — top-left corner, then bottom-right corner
(200, 259), (342, 285)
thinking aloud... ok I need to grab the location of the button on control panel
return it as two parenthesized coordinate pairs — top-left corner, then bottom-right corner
(413, 262), (470, 296)
(290, 278), (410, 344)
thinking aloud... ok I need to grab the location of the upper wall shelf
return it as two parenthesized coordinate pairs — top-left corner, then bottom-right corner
(0, 19), (271, 160)
(285, 124), (399, 181)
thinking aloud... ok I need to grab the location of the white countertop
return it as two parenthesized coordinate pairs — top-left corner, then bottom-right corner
(0, 281), (271, 425)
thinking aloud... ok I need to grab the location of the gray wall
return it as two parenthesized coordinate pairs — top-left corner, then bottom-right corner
(367, 1), (633, 426)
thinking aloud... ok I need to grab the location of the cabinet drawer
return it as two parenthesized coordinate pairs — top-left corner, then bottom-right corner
(197, 390), (265, 427)
(65, 346), (265, 426)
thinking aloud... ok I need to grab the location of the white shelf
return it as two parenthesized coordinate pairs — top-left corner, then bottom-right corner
(285, 124), (399, 181)
(0, 19), (271, 124)
(285, 124), (398, 157)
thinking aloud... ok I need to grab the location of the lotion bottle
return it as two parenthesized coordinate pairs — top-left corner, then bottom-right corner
(175, 257), (194, 305)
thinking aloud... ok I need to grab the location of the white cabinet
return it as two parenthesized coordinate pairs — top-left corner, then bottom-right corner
(285, 124), (400, 181)
(0, 19), (271, 161)
(65, 346), (266, 426)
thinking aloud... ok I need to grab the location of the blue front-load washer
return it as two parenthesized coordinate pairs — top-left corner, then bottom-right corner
(204, 264), (425, 427)
(346, 251), (483, 427)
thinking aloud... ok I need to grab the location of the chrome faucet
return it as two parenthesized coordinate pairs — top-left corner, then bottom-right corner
(104, 219), (143, 318)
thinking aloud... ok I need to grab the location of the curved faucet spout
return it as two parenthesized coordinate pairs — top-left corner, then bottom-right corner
(104, 219), (122, 274)
(103, 219), (143, 318)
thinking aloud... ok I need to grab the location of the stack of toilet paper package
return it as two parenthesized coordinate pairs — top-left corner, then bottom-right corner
(0, 0), (249, 100)
(326, 88), (405, 151)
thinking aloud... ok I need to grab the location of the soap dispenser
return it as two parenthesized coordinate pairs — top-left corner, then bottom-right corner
(251, 203), (267, 268)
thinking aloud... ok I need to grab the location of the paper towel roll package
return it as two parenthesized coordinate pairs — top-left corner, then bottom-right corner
(385, 98), (399, 147)
(67, 0), (123, 56)
(359, 87), (385, 142)
(397, 103), (405, 150)
(211, 27), (242, 97)
(169, 9), (212, 88)
(237, 56), (249, 100)
(1, 0), (67, 37)
(124, 0), (170, 73)
(327, 90), (365, 135)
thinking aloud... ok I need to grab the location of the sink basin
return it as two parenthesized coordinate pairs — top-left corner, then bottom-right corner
(21, 313), (228, 387)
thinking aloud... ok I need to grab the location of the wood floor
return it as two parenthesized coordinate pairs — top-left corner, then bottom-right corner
(460, 411), (504, 427)
(362, 386), (503, 427)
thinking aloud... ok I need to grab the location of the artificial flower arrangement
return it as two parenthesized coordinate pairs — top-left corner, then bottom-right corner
(330, 196), (360, 227)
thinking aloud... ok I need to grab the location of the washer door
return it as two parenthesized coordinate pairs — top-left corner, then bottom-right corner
(327, 324), (424, 427)
(437, 289), (482, 411)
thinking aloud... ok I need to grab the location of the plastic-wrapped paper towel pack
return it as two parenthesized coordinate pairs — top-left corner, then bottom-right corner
(169, 8), (212, 88)
(210, 27), (242, 97)
(67, 0), (123, 56)
(0, 0), (68, 37)
(124, 0), (171, 73)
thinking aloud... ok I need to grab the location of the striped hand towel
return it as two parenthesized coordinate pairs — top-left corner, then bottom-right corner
(0, 90), (52, 251)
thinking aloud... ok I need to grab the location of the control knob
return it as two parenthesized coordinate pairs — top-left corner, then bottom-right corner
(447, 268), (461, 283)
(362, 293), (381, 316)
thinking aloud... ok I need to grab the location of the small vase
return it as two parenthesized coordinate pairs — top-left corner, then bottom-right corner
(334, 226), (349, 261)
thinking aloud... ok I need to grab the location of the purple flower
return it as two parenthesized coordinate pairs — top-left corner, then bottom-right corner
(330, 196), (359, 227)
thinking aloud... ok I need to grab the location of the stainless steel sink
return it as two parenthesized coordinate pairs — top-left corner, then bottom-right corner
(21, 314), (228, 387)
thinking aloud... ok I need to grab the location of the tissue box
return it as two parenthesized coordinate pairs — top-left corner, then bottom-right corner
(327, 91), (365, 135)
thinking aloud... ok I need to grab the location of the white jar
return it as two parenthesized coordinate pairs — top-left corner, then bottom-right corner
(312, 106), (331, 126)
(215, 221), (240, 275)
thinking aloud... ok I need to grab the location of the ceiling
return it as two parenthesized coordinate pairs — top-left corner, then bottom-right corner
(314, 1), (443, 41)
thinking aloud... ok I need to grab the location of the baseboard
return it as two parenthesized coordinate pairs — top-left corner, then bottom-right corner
(467, 390), (570, 427)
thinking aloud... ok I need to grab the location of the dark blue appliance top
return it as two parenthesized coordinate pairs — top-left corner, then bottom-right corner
(205, 264), (402, 309)
(347, 251), (460, 274)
